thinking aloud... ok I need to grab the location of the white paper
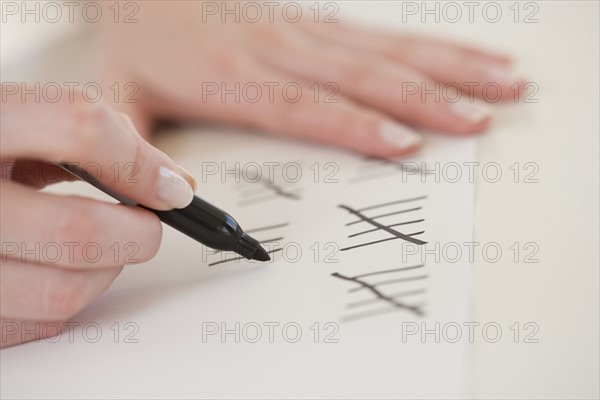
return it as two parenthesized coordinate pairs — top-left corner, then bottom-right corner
(1, 128), (476, 399)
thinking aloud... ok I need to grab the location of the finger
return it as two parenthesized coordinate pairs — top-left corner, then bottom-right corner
(256, 36), (492, 135)
(112, 112), (196, 191)
(0, 87), (196, 209)
(302, 22), (525, 101)
(244, 75), (423, 157)
(128, 53), (421, 156)
(5, 160), (77, 189)
(1, 319), (66, 348)
(1, 181), (162, 268)
(0, 258), (122, 321)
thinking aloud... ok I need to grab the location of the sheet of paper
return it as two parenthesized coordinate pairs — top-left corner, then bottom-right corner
(1, 128), (476, 399)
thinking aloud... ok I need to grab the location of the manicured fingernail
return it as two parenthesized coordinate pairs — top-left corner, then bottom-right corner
(157, 166), (194, 209)
(378, 121), (422, 151)
(450, 100), (491, 124)
(177, 164), (197, 192)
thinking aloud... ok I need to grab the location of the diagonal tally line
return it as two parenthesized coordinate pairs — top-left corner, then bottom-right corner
(332, 272), (424, 316)
(348, 274), (428, 292)
(349, 219), (425, 238)
(339, 205), (427, 245)
(347, 288), (427, 309)
(342, 301), (428, 323)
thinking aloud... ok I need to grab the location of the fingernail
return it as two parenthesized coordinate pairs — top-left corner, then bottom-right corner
(378, 121), (422, 151)
(157, 166), (194, 209)
(177, 164), (197, 193)
(450, 100), (491, 124)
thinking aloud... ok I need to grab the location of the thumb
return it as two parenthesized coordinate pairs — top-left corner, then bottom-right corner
(1, 92), (196, 210)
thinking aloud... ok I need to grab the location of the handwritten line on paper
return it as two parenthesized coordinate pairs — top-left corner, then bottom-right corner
(331, 271), (427, 316)
(245, 223), (290, 233)
(339, 205), (427, 246)
(211, 237), (284, 254)
(340, 231), (425, 251)
(349, 155), (424, 184)
(345, 207), (422, 226)
(207, 222), (288, 266)
(341, 305), (404, 322)
(349, 219), (425, 238)
(236, 166), (303, 207)
(348, 274), (428, 293)
(238, 188), (302, 207)
(356, 196), (428, 212)
(341, 301), (428, 323)
(346, 289), (427, 309)
(208, 248), (283, 267)
(338, 196), (427, 250)
(353, 264), (425, 279)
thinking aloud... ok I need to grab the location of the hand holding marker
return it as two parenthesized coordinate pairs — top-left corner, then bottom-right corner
(59, 163), (271, 261)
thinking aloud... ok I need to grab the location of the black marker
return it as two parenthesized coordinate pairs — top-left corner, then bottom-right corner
(58, 163), (271, 262)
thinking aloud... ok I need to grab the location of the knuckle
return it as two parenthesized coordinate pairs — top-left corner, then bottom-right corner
(42, 271), (90, 319)
(58, 99), (107, 159)
(210, 50), (246, 76)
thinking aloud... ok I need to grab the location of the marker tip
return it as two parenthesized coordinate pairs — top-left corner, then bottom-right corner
(252, 245), (271, 262)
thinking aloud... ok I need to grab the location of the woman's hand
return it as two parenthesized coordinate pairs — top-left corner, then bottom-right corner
(0, 88), (196, 347)
(98, 1), (523, 156)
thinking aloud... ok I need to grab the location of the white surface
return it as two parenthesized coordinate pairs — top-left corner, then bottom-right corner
(1, 131), (477, 399)
(1, 1), (599, 399)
